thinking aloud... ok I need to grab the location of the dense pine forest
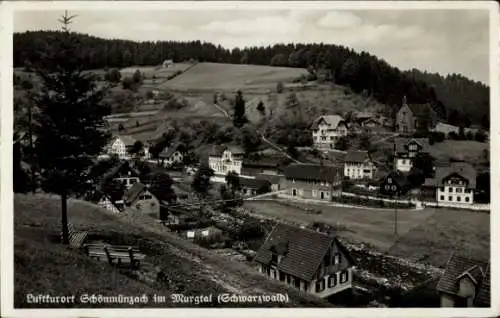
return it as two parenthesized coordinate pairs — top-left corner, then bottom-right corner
(14, 30), (490, 127)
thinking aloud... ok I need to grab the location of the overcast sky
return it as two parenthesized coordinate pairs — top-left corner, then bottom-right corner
(14, 8), (490, 84)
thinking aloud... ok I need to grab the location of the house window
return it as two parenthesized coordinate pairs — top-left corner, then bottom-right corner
(387, 178), (392, 183)
(333, 253), (341, 264)
(456, 188), (462, 193)
(328, 274), (337, 288)
(391, 185), (396, 191)
(448, 187), (453, 192)
(292, 189), (297, 196)
(457, 196), (461, 202)
(466, 197), (470, 202)
(136, 204), (141, 210)
(315, 279), (325, 293)
(448, 196), (452, 201)
(440, 195), (444, 200)
(340, 270), (349, 284)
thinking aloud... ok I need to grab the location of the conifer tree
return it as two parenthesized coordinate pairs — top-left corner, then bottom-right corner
(32, 11), (111, 244)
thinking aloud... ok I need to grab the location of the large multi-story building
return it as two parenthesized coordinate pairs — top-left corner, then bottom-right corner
(423, 162), (477, 205)
(254, 223), (355, 298)
(282, 164), (343, 201)
(208, 145), (245, 182)
(343, 150), (377, 180)
(311, 115), (348, 150)
(107, 135), (137, 159)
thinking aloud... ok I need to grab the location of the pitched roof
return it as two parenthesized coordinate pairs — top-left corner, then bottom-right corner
(407, 103), (438, 118)
(283, 164), (342, 183)
(255, 174), (284, 185)
(123, 182), (147, 204)
(208, 145), (244, 157)
(380, 170), (408, 187)
(436, 253), (489, 306)
(394, 137), (430, 153)
(344, 150), (370, 164)
(159, 146), (183, 159)
(254, 223), (354, 281)
(239, 177), (271, 190)
(86, 190), (125, 212)
(101, 161), (140, 185)
(118, 135), (136, 147)
(475, 265), (490, 306)
(242, 156), (289, 168)
(311, 115), (345, 129)
(353, 112), (374, 120)
(434, 162), (477, 189)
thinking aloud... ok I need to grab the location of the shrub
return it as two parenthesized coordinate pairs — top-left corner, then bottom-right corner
(276, 82), (284, 94)
(474, 130), (487, 143)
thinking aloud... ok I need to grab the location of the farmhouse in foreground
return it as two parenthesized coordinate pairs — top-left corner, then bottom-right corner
(255, 223), (355, 298)
(311, 115), (348, 149)
(282, 164), (343, 201)
(437, 253), (490, 307)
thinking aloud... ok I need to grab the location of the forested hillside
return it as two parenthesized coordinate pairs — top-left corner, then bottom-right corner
(14, 30), (489, 126)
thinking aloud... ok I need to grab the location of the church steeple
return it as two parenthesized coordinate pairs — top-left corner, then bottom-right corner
(402, 95), (407, 106)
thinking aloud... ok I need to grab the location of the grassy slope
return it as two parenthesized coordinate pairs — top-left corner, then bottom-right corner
(428, 140), (489, 167)
(157, 62), (308, 91)
(243, 200), (489, 267)
(14, 194), (332, 308)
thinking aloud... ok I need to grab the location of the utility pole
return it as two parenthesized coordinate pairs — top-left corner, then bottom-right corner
(394, 191), (399, 237)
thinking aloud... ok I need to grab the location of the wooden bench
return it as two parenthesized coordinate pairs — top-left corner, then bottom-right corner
(84, 243), (146, 269)
(60, 223), (88, 248)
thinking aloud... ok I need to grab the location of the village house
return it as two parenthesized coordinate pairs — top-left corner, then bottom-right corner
(254, 223), (355, 298)
(102, 161), (141, 189)
(311, 115), (348, 149)
(395, 96), (438, 134)
(343, 150), (377, 180)
(379, 170), (410, 197)
(107, 135), (137, 159)
(423, 162), (477, 205)
(208, 145), (245, 182)
(238, 177), (272, 196)
(254, 174), (284, 192)
(282, 164), (343, 201)
(436, 253), (490, 307)
(393, 137), (430, 172)
(239, 155), (289, 190)
(123, 182), (160, 215)
(159, 145), (184, 168)
(162, 59), (174, 68)
(87, 190), (124, 214)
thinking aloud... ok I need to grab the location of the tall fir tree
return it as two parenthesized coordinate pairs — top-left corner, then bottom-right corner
(32, 11), (111, 245)
(233, 90), (247, 127)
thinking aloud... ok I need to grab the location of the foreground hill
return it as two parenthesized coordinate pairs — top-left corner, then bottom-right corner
(14, 194), (332, 308)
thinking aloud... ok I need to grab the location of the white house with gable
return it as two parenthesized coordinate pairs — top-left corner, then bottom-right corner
(312, 115), (348, 149)
(208, 145), (245, 183)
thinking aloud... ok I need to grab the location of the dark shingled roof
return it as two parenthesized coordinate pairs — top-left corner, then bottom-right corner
(380, 170), (408, 187)
(436, 253), (490, 306)
(239, 177), (271, 190)
(159, 145), (182, 159)
(254, 223), (355, 281)
(123, 182), (147, 204)
(101, 161), (140, 185)
(117, 135), (137, 147)
(475, 265), (490, 307)
(283, 164), (342, 183)
(311, 115), (345, 130)
(242, 156), (290, 168)
(394, 137), (430, 154)
(434, 162), (477, 189)
(344, 150), (370, 164)
(255, 174), (284, 185)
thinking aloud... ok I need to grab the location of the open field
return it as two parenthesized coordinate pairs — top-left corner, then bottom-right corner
(14, 194), (332, 308)
(120, 63), (193, 79)
(157, 62), (309, 91)
(243, 200), (489, 267)
(428, 140), (489, 167)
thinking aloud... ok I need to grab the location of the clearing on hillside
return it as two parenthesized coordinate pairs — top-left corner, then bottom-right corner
(157, 62), (308, 91)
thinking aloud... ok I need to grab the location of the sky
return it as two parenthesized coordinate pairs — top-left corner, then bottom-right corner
(13, 8), (491, 84)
